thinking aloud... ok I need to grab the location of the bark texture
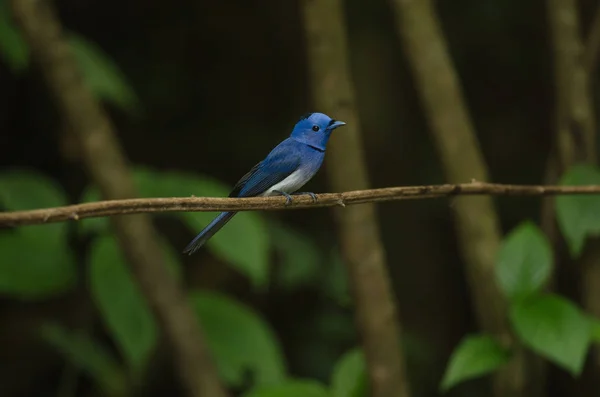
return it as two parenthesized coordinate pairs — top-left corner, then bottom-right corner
(302, 1), (411, 396)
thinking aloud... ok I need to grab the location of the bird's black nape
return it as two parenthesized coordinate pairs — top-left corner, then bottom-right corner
(298, 112), (315, 122)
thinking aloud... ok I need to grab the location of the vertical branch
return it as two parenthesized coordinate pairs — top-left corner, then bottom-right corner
(548, 0), (596, 168)
(302, 1), (411, 397)
(585, 1), (600, 74)
(9, 2), (229, 397)
(387, 1), (540, 396)
(548, 0), (600, 382)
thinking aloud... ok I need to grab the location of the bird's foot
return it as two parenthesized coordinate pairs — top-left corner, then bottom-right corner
(273, 190), (294, 206)
(294, 191), (318, 203)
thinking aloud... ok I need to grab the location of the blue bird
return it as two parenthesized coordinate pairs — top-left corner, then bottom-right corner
(183, 112), (346, 255)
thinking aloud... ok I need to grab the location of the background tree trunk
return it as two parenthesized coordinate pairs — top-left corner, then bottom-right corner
(9, 1), (228, 397)
(302, 1), (411, 396)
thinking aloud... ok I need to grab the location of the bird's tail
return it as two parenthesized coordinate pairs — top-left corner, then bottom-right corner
(183, 212), (237, 255)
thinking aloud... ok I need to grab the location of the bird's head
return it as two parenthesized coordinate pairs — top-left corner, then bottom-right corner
(290, 112), (346, 150)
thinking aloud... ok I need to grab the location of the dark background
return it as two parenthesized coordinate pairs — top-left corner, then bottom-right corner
(1, 1), (599, 396)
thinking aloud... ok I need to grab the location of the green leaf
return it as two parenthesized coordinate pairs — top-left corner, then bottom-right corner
(331, 348), (367, 397)
(0, 169), (68, 241)
(269, 221), (320, 290)
(440, 334), (510, 392)
(163, 171), (270, 289)
(495, 221), (552, 302)
(0, 0), (29, 72)
(89, 235), (157, 375)
(556, 165), (600, 257)
(68, 34), (139, 114)
(242, 380), (329, 397)
(589, 317), (600, 344)
(79, 168), (270, 289)
(0, 170), (76, 298)
(40, 322), (128, 396)
(510, 294), (590, 375)
(0, 232), (77, 298)
(0, 169), (67, 213)
(190, 290), (286, 387)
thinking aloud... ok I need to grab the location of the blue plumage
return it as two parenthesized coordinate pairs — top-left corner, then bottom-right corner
(183, 112), (345, 255)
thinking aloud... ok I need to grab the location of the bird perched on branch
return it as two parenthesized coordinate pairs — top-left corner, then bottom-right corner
(183, 112), (346, 255)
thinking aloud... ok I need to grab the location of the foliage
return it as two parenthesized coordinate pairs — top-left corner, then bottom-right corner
(0, 168), (289, 394)
(5, 162), (600, 396)
(556, 164), (600, 257)
(0, 170), (77, 298)
(510, 294), (590, 375)
(0, 5), (138, 113)
(68, 34), (140, 113)
(442, 164), (600, 392)
(242, 380), (330, 397)
(89, 235), (159, 376)
(495, 221), (552, 302)
(440, 335), (510, 392)
(189, 290), (287, 387)
(80, 167), (270, 289)
(0, 0), (28, 72)
(241, 347), (367, 397)
(330, 348), (366, 397)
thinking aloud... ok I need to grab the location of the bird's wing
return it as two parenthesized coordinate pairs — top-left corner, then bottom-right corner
(229, 144), (302, 198)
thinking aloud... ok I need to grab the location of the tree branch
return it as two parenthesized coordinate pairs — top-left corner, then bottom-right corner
(585, 0), (600, 74)
(9, 1), (229, 397)
(388, 0), (542, 395)
(548, 1), (600, 390)
(2, 183), (600, 228)
(302, 0), (411, 395)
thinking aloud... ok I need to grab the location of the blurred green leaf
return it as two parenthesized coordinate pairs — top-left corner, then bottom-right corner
(190, 290), (286, 387)
(0, 169), (67, 214)
(0, 232), (76, 298)
(80, 168), (270, 289)
(269, 221), (320, 290)
(89, 235), (157, 376)
(0, 0), (29, 72)
(242, 380), (329, 397)
(40, 322), (128, 396)
(495, 221), (552, 302)
(440, 334), (510, 392)
(510, 294), (590, 375)
(330, 348), (366, 397)
(556, 165), (600, 257)
(68, 34), (139, 114)
(0, 170), (76, 298)
(588, 317), (600, 344)
(0, 11), (139, 111)
(0, 169), (68, 240)
(167, 171), (270, 289)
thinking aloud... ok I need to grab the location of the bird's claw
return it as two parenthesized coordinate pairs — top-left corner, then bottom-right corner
(274, 190), (294, 206)
(295, 191), (318, 203)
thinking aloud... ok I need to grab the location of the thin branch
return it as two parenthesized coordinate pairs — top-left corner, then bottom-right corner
(9, 1), (229, 397)
(2, 183), (600, 227)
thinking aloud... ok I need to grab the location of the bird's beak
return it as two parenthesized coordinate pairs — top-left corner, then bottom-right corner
(330, 120), (346, 129)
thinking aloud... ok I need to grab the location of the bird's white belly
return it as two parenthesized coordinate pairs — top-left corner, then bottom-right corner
(261, 169), (309, 196)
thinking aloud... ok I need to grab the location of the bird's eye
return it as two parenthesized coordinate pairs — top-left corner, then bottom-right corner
(312, 125), (320, 132)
